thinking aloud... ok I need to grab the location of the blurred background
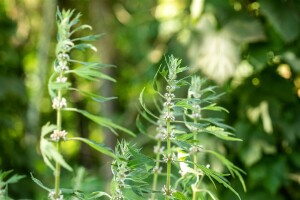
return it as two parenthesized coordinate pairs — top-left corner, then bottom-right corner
(1, 0), (300, 199)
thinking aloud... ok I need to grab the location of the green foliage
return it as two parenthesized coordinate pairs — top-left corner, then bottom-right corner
(135, 55), (243, 200)
(2, 0), (300, 199)
(0, 170), (25, 199)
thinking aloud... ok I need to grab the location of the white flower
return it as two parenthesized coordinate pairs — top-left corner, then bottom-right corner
(162, 185), (175, 196)
(52, 97), (67, 109)
(152, 166), (162, 174)
(153, 145), (165, 154)
(163, 111), (175, 121)
(189, 145), (204, 154)
(50, 129), (68, 141)
(56, 76), (67, 83)
(48, 191), (63, 200)
(162, 153), (176, 163)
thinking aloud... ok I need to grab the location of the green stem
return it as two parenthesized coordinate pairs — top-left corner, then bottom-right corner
(192, 119), (198, 200)
(151, 141), (161, 200)
(166, 119), (171, 200)
(54, 90), (62, 198)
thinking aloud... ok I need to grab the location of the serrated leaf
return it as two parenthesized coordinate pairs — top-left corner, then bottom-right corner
(40, 122), (73, 172)
(64, 108), (135, 137)
(30, 173), (51, 192)
(67, 137), (117, 159)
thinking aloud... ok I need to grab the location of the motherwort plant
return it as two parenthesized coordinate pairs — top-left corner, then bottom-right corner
(137, 55), (246, 200)
(32, 8), (134, 199)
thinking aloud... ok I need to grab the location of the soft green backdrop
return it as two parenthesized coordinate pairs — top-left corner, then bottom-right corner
(0, 0), (300, 199)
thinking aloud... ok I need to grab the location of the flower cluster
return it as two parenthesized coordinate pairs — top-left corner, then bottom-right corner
(153, 145), (165, 154)
(50, 129), (68, 141)
(152, 166), (162, 174)
(52, 97), (67, 110)
(114, 162), (128, 188)
(162, 153), (176, 163)
(189, 145), (204, 155)
(48, 191), (63, 200)
(162, 185), (175, 197)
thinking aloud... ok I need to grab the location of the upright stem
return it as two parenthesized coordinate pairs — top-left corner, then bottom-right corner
(54, 89), (62, 198)
(192, 118), (198, 200)
(151, 141), (161, 200)
(166, 119), (171, 200)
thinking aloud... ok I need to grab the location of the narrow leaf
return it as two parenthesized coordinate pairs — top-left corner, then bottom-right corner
(30, 173), (51, 192)
(64, 108), (136, 137)
(67, 137), (117, 159)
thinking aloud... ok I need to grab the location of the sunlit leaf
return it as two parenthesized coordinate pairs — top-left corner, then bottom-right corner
(64, 108), (135, 137)
(202, 126), (242, 141)
(69, 88), (117, 102)
(67, 137), (117, 159)
(40, 122), (73, 172)
(69, 63), (115, 82)
(173, 191), (189, 200)
(205, 150), (246, 192)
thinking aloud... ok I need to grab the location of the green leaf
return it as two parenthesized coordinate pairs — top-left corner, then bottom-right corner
(205, 150), (246, 192)
(40, 122), (73, 172)
(173, 191), (189, 200)
(71, 24), (92, 35)
(67, 137), (117, 159)
(50, 81), (71, 91)
(72, 34), (103, 42)
(87, 191), (111, 199)
(202, 126), (242, 141)
(74, 43), (98, 52)
(195, 164), (241, 200)
(69, 88), (117, 102)
(139, 88), (159, 120)
(69, 63), (115, 82)
(202, 103), (229, 113)
(30, 173), (51, 192)
(64, 108), (135, 137)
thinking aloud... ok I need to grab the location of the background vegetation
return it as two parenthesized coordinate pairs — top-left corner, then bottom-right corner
(1, 0), (300, 199)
